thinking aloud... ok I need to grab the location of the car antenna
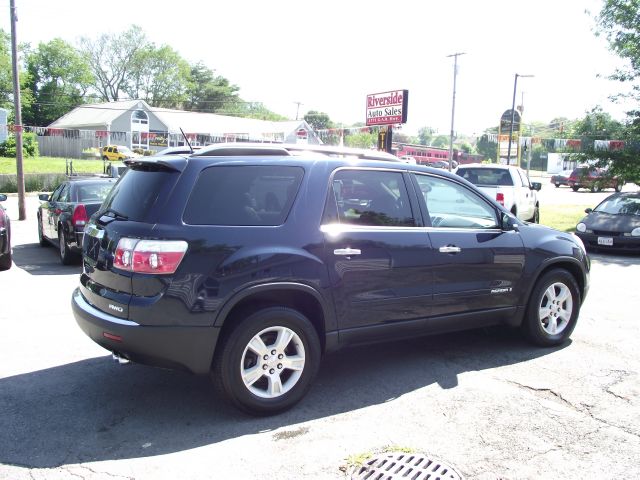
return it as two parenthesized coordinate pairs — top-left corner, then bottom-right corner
(180, 128), (194, 154)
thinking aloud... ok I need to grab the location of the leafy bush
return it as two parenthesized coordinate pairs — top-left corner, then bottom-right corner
(143, 149), (156, 156)
(133, 148), (144, 155)
(0, 133), (40, 157)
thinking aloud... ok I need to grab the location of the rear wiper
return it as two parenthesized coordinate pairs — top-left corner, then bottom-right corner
(101, 207), (128, 220)
(97, 207), (129, 225)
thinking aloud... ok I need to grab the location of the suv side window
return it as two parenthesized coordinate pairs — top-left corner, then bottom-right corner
(414, 174), (498, 229)
(325, 169), (415, 227)
(184, 165), (304, 226)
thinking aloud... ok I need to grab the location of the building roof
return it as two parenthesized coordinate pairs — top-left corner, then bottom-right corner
(49, 100), (145, 128)
(49, 100), (320, 143)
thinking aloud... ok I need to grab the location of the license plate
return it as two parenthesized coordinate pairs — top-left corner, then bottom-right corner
(597, 237), (613, 246)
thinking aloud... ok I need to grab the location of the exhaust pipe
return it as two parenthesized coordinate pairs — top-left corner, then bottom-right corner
(111, 352), (130, 365)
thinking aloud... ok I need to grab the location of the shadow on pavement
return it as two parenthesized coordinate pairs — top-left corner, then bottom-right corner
(10, 242), (82, 276)
(0, 327), (568, 468)
(589, 251), (640, 267)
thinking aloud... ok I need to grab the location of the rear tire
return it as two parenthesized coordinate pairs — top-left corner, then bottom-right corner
(522, 269), (580, 347)
(614, 183), (622, 192)
(58, 229), (76, 265)
(554, 182), (560, 188)
(571, 186), (579, 192)
(529, 206), (540, 224)
(0, 235), (11, 270)
(37, 215), (47, 247)
(212, 307), (321, 415)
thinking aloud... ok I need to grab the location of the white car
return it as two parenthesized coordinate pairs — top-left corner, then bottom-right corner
(455, 163), (541, 223)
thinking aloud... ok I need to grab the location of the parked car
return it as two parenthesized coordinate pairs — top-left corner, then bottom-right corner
(550, 169), (573, 188)
(72, 145), (589, 415)
(455, 163), (541, 223)
(100, 145), (139, 161)
(0, 193), (11, 270)
(37, 178), (116, 264)
(104, 162), (128, 178)
(575, 192), (640, 253)
(567, 166), (622, 192)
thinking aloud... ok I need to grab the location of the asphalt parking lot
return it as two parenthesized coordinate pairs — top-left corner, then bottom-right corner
(1, 187), (639, 480)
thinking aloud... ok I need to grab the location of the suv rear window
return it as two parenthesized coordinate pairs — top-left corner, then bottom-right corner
(457, 168), (514, 186)
(100, 168), (175, 221)
(184, 165), (304, 226)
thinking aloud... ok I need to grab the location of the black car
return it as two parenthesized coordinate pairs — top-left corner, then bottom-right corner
(71, 145), (590, 415)
(37, 178), (116, 264)
(0, 193), (11, 271)
(575, 192), (640, 252)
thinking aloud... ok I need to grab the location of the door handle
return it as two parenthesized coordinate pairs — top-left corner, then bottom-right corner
(439, 245), (461, 254)
(334, 248), (361, 256)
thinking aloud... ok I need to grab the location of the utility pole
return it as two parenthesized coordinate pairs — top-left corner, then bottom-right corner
(506, 73), (533, 166)
(9, 0), (25, 220)
(447, 52), (465, 172)
(294, 101), (303, 121)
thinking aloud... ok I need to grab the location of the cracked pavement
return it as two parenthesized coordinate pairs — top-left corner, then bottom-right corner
(1, 193), (639, 479)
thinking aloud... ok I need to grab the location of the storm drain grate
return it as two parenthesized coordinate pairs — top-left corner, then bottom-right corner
(353, 453), (463, 480)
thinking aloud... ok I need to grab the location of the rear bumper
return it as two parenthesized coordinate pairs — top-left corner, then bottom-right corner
(71, 288), (220, 374)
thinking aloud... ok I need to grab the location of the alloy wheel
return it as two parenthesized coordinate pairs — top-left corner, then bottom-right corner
(240, 326), (305, 399)
(538, 282), (573, 335)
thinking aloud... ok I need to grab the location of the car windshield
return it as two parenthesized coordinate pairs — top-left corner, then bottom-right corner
(595, 196), (640, 215)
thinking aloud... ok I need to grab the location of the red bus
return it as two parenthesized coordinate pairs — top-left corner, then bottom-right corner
(393, 143), (484, 166)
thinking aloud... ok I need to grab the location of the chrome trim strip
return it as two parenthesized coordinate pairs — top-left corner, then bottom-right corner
(73, 289), (139, 326)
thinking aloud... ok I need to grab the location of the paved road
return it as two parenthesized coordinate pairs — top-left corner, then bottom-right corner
(1, 191), (639, 479)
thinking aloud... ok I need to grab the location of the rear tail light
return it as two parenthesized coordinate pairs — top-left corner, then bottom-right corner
(72, 204), (88, 227)
(496, 193), (505, 206)
(114, 238), (188, 274)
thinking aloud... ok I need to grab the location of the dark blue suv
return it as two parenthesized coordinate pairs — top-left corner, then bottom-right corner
(72, 144), (590, 415)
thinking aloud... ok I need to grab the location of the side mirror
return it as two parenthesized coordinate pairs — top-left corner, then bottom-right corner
(531, 182), (542, 191)
(501, 212), (519, 231)
(585, 208), (593, 214)
(0, 194), (7, 202)
(38, 193), (50, 201)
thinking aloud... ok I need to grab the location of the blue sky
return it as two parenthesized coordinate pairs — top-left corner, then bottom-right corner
(1, 0), (631, 136)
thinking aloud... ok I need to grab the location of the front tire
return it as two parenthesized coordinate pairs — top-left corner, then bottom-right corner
(530, 205), (540, 224)
(571, 186), (579, 192)
(212, 307), (321, 415)
(522, 269), (580, 347)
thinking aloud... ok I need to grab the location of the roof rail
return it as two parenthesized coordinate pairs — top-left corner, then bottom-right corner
(193, 144), (291, 157)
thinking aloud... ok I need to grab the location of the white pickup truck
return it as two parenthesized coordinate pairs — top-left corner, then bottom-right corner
(455, 164), (541, 223)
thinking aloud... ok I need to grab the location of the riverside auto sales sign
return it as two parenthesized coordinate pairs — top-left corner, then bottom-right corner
(366, 89), (408, 126)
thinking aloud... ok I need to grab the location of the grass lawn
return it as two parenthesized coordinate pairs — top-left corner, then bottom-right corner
(540, 204), (589, 233)
(0, 156), (105, 174)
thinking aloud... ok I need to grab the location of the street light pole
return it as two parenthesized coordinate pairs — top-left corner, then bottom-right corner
(506, 73), (533, 166)
(447, 52), (465, 172)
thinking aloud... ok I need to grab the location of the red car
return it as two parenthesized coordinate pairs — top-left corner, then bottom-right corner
(568, 167), (622, 192)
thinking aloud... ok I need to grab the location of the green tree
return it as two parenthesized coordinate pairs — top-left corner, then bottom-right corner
(476, 134), (497, 161)
(568, 106), (624, 139)
(431, 135), (449, 148)
(304, 110), (333, 131)
(0, 29), (33, 121)
(124, 44), (191, 108)
(344, 131), (376, 148)
(24, 38), (93, 126)
(184, 62), (241, 113)
(595, 0), (640, 100)
(417, 126), (435, 145)
(79, 25), (147, 101)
